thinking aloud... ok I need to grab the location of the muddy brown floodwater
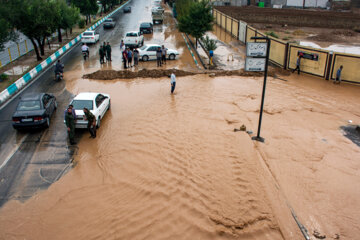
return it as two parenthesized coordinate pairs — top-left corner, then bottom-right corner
(0, 69), (360, 240)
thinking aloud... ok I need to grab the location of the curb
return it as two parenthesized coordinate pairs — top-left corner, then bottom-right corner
(0, 1), (131, 106)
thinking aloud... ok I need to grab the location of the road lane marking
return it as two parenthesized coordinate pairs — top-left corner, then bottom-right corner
(0, 134), (28, 170)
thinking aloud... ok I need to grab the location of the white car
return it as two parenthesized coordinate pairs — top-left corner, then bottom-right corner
(81, 31), (100, 44)
(151, 6), (164, 13)
(70, 92), (110, 129)
(153, 0), (161, 6)
(138, 44), (179, 61)
(124, 31), (144, 48)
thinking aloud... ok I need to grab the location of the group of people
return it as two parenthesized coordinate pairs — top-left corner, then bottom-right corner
(293, 55), (344, 84)
(99, 42), (112, 64)
(156, 46), (167, 67)
(64, 105), (97, 145)
(120, 40), (140, 69)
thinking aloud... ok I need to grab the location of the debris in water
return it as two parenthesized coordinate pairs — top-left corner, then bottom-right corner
(313, 230), (326, 239)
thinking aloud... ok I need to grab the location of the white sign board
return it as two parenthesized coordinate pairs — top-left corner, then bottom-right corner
(245, 58), (266, 71)
(246, 42), (267, 57)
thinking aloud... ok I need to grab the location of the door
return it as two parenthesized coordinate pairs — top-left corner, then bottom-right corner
(147, 46), (159, 60)
(95, 94), (107, 118)
(239, 21), (247, 43)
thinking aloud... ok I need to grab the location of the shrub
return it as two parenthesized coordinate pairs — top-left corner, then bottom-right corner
(282, 36), (292, 41)
(0, 73), (9, 82)
(201, 35), (217, 52)
(265, 31), (279, 38)
(78, 19), (85, 29)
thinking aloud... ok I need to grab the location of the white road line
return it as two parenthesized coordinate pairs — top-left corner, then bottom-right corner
(0, 134), (28, 170)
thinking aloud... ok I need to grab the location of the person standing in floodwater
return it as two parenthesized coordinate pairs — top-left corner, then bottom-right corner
(122, 48), (128, 69)
(106, 42), (112, 62)
(161, 45), (167, 65)
(293, 55), (302, 75)
(170, 73), (176, 94)
(120, 40), (125, 51)
(133, 48), (139, 66)
(127, 47), (133, 67)
(83, 108), (96, 138)
(156, 47), (162, 67)
(334, 65), (343, 84)
(65, 107), (76, 145)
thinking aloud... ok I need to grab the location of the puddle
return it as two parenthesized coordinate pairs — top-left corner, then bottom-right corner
(299, 41), (360, 55)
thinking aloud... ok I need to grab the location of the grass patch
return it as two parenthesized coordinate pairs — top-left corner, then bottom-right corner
(265, 31), (279, 38)
(293, 29), (306, 35)
(282, 36), (293, 41)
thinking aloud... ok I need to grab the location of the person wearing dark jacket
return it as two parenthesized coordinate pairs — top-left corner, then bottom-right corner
(65, 107), (76, 145)
(156, 47), (162, 67)
(99, 47), (105, 64)
(106, 42), (112, 61)
(83, 108), (96, 138)
(54, 60), (64, 76)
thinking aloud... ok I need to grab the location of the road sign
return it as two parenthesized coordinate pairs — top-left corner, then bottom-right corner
(246, 42), (267, 57)
(245, 58), (266, 71)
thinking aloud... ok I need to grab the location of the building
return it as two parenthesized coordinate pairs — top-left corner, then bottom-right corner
(210, 0), (331, 8)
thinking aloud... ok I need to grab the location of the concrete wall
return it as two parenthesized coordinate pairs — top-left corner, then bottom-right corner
(331, 53), (360, 83)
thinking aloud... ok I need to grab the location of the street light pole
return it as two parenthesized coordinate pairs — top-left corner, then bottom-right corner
(251, 36), (270, 143)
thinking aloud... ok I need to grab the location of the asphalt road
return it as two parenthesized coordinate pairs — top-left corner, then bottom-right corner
(0, 0), (154, 207)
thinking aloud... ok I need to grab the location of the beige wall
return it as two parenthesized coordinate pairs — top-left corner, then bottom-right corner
(332, 54), (360, 83)
(246, 26), (256, 43)
(288, 45), (329, 77)
(232, 20), (239, 38)
(269, 38), (287, 67)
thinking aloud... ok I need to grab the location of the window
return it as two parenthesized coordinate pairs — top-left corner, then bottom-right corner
(71, 100), (93, 110)
(17, 101), (41, 111)
(83, 32), (93, 36)
(95, 94), (105, 108)
(148, 46), (159, 51)
(42, 95), (50, 106)
(140, 45), (147, 50)
(126, 32), (138, 37)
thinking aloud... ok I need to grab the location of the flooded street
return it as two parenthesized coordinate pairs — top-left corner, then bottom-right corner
(1, 0), (360, 239)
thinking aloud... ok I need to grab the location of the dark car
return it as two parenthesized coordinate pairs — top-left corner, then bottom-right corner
(140, 22), (153, 34)
(12, 93), (57, 130)
(123, 6), (131, 13)
(103, 18), (116, 29)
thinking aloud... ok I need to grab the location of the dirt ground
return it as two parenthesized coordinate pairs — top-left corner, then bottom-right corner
(215, 6), (360, 29)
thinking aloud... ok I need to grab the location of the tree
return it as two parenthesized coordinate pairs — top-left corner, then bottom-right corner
(178, 0), (213, 48)
(71, 0), (98, 25)
(55, 0), (80, 42)
(9, 0), (59, 60)
(0, 1), (17, 51)
(175, 0), (192, 18)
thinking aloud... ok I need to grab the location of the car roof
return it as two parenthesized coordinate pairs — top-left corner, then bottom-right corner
(21, 93), (44, 101)
(140, 22), (152, 25)
(126, 31), (139, 34)
(74, 92), (102, 100)
(143, 44), (162, 47)
(84, 30), (95, 33)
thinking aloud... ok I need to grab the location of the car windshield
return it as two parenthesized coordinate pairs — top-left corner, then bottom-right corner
(71, 100), (93, 110)
(140, 23), (151, 27)
(83, 32), (93, 36)
(104, 19), (113, 22)
(17, 100), (41, 111)
(139, 45), (147, 50)
(126, 32), (138, 37)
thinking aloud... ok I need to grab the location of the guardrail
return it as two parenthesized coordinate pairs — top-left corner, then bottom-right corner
(0, 1), (130, 106)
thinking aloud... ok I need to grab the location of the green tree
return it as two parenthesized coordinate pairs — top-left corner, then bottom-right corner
(71, 0), (98, 25)
(55, 0), (80, 42)
(175, 0), (192, 18)
(9, 0), (59, 60)
(0, 1), (17, 51)
(178, 0), (213, 48)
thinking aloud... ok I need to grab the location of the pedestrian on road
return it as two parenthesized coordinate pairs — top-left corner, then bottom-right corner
(170, 73), (176, 94)
(156, 47), (162, 67)
(63, 104), (76, 120)
(127, 47), (133, 67)
(133, 48), (139, 66)
(83, 108), (96, 138)
(99, 46), (105, 64)
(122, 48), (128, 69)
(161, 45), (167, 65)
(106, 42), (112, 62)
(293, 55), (302, 75)
(120, 40), (125, 51)
(334, 65), (343, 84)
(65, 107), (76, 145)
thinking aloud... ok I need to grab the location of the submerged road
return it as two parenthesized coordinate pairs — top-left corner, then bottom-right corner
(0, 0), (157, 207)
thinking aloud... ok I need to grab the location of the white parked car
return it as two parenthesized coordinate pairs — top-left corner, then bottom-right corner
(153, 0), (161, 6)
(70, 92), (110, 129)
(124, 31), (144, 48)
(81, 31), (100, 44)
(151, 6), (164, 13)
(138, 44), (179, 61)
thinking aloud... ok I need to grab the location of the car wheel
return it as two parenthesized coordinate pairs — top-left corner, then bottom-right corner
(97, 117), (101, 129)
(142, 55), (149, 61)
(169, 54), (175, 60)
(54, 101), (58, 110)
(108, 100), (111, 110)
(45, 117), (50, 128)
